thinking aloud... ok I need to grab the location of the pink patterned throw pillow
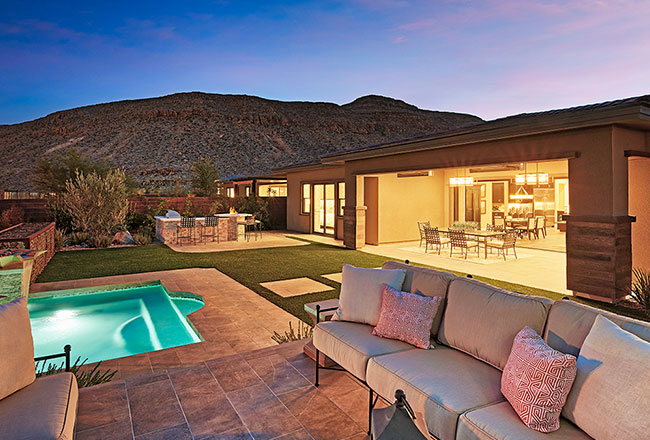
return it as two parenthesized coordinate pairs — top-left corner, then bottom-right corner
(501, 327), (577, 433)
(372, 284), (441, 349)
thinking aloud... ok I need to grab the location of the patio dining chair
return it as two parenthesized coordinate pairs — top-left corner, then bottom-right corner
(417, 221), (430, 247)
(423, 226), (450, 254)
(486, 230), (518, 260)
(449, 229), (480, 259)
(536, 216), (547, 238)
(199, 216), (220, 243)
(516, 217), (538, 240)
(238, 215), (261, 241)
(176, 217), (196, 246)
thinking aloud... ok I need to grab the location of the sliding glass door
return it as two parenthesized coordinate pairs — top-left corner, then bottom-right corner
(313, 183), (336, 235)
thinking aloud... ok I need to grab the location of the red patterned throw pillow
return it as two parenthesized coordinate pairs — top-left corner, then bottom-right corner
(501, 327), (577, 432)
(372, 284), (441, 349)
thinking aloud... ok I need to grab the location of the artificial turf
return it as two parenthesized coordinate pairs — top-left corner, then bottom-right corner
(37, 239), (648, 323)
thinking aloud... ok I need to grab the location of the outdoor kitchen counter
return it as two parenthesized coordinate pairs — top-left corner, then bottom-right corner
(155, 213), (251, 245)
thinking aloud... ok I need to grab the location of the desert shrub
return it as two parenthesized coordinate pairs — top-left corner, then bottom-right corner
(47, 197), (73, 233)
(54, 229), (66, 250)
(181, 193), (194, 217)
(631, 268), (650, 317)
(148, 198), (171, 217)
(64, 169), (129, 238)
(234, 196), (271, 229)
(272, 321), (313, 344)
(209, 196), (228, 215)
(0, 206), (25, 230)
(31, 149), (111, 194)
(36, 356), (116, 388)
(88, 235), (112, 248)
(132, 233), (152, 246)
(191, 157), (220, 197)
(68, 231), (90, 245)
(126, 210), (155, 234)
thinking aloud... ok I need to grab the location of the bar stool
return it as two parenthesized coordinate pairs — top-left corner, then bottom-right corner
(176, 217), (196, 246)
(200, 216), (220, 243)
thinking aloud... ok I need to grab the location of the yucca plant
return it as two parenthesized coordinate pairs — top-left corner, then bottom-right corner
(271, 321), (313, 344)
(36, 356), (116, 388)
(631, 268), (650, 317)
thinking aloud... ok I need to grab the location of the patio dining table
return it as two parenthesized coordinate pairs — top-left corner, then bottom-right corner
(505, 218), (528, 228)
(439, 229), (505, 259)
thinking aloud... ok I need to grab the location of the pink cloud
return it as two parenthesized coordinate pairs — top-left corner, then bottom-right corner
(393, 35), (407, 43)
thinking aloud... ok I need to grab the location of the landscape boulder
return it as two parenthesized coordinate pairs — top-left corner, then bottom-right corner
(112, 231), (135, 245)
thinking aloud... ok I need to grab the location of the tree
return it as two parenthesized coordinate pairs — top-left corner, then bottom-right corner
(30, 149), (111, 194)
(64, 169), (129, 238)
(191, 157), (220, 197)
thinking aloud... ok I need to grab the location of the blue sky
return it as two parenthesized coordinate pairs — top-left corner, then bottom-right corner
(1, 0), (649, 124)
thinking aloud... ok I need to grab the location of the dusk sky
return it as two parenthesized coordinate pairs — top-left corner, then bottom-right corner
(1, 0), (649, 124)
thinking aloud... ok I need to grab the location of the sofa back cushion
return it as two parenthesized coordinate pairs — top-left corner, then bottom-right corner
(544, 299), (650, 357)
(0, 297), (36, 400)
(336, 265), (407, 326)
(438, 278), (552, 370)
(382, 261), (457, 337)
(562, 315), (650, 439)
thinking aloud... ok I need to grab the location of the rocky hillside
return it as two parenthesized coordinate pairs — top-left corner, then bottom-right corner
(0, 92), (483, 190)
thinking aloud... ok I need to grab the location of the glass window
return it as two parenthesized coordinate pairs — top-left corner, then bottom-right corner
(258, 184), (287, 197)
(301, 183), (310, 214)
(245, 186), (251, 197)
(227, 187), (235, 198)
(338, 182), (345, 217)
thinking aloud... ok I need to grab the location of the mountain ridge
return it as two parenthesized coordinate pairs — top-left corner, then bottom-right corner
(0, 92), (483, 191)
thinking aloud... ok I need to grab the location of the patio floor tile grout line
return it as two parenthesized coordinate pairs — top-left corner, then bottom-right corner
(123, 380), (136, 440)
(204, 360), (256, 439)
(167, 371), (195, 440)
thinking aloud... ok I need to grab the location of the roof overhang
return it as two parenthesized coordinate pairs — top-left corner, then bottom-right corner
(320, 103), (650, 165)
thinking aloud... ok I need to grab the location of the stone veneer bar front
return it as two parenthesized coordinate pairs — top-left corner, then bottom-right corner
(155, 213), (250, 245)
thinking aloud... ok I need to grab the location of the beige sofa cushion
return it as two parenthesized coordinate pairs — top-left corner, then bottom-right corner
(0, 372), (78, 440)
(335, 265), (407, 326)
(544, 299), (650, 357)
(313, 321), (413, 380)
(366, 346), (504, 440)
(0, 297), (36, 400)
(382, 261), (457, 337)
(562, 315), (650, 440)
(457, 401), (590, 440)
(438, 278), (552, 370)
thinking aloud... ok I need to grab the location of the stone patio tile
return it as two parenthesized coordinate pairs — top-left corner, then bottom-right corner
(227, 383), (302, 440)
(148, 348), (183, 372)
(279, 386), (363, 440)
(247, 353), (311, 395)
(273, 428), (313, 440)
(117, 353), (153, 379)
(321, 272), (343, 283)
(201, 340), (238, 360)
(77, 418), (134, 440)
(176, 380), (244, 437)
(168, 363), (218, 390)
(127, 378), (186, 437)
(77, 381), (130, 432)
(134, 424), (192, 440)
(124, 372), (169, 389)
(206, 355), (263, 392)
(260, 277), (334, 298)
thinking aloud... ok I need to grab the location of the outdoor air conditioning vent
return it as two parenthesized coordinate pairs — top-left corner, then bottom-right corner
(469, 165), (520, 173)
(397, 170), (432, 178)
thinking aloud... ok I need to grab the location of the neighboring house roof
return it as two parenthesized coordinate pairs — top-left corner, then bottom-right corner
(275, 94), (650, 172)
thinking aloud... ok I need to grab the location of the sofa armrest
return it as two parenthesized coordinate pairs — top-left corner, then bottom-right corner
(34, 344), (71, 372)
(316, 305), (339, 324)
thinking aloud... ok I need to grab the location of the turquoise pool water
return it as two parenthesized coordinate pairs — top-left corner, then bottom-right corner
(28, 283), (204, 364)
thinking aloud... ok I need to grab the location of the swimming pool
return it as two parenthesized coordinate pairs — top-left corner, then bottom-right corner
(28, 282), (204, 364)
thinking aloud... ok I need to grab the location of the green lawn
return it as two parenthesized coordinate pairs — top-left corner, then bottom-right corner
(38, 239), (648, 323)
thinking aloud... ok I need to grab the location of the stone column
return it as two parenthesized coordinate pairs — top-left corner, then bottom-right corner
(343, 206), (366, 249)
(566, 215), (634, 303)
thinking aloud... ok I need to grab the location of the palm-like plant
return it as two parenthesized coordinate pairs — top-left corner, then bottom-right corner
(630, 268), (650, 317)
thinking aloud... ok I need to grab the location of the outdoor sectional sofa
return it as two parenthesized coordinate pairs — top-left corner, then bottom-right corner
(313, 261), (650, 440)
